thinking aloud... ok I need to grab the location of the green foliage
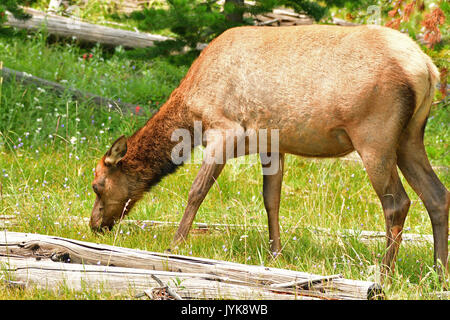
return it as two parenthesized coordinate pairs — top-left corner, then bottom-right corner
(126, 0), (374, 60)
(0, 0), (36, 26)
(128, 0), (254, 59)
(281, 0), (328, 21)
(130, 0), (228, 54)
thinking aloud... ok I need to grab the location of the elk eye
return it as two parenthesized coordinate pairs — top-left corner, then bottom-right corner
(92, 184), (100, 195)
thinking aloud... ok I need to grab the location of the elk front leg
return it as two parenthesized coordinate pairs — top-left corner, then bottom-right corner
(171, 160), (225, 249)
(261, 153), (285, 255)
(171, 127), (242, 250)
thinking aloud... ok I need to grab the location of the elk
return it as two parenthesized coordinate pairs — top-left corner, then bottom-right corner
(90, 25), (449, 278)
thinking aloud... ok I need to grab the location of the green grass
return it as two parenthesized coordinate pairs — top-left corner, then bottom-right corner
(0, 28), (449, 300)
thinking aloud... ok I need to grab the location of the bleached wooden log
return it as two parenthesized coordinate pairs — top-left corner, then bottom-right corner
(5, 8), (170, 48)
(331, 17), (359, 26)
(252, 9), (314, 26)
(66, 215), (436, 245)
(0, 215), (17, 220)
(150, 274), (183, 300)
(1, 66), (142, 115)
(340, 151), (447, 172)
(1, 255), (307, 299)
(47, 0), (62, 13)
(0, 231), (383, 299)
(269, 274), (341, 289)
(428, 291), (450, 299)
(0, 215), (17, 229)
(310, 227), (435, 245)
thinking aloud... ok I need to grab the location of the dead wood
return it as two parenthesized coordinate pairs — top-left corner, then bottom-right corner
(0, 231), (384, 300)
(66, 215), (435, 245)
(6, 8), (170, 48)
(1, 66), (143, 115)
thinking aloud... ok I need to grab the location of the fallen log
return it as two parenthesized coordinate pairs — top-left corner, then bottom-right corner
(1, 66), (143, 115)
(66, 215), (435, 245)
(1, 255), (308, 299)
(0, 215), (17, 229)
(253, 9), (314, 26)
(331, 17), (359, 26)
(0, 231), (384, 300)
(5, 8), (170, 48)
(340, 151), (448, 172)
(5, 213), (434, 246)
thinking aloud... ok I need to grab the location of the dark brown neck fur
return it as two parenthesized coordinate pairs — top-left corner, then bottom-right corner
(120, 94), (194, 199)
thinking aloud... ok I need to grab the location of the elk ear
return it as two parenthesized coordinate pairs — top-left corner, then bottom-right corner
(105, 135), (128, 166)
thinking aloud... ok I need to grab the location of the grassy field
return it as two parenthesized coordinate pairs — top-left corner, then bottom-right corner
(0, 26), (449, 300)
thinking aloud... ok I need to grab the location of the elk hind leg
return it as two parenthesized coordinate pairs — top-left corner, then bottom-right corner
(356, 147), (411, 280)
(261, 153), (285, 255)
(397, 129), (449, 275)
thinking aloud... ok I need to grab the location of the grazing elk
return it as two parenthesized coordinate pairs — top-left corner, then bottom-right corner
(90, 25), (449, 278)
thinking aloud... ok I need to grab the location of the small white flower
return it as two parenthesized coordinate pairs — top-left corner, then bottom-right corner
(70, 136), (77, 144)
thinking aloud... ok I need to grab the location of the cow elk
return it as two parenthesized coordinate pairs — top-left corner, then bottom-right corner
(90, 25), (449, 280)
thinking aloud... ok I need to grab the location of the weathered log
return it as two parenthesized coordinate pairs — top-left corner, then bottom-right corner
(1, 66), (142, 115)
(66, 215), (435, 245)
(0, 215), (17, 229)
(1, 255), (308, 299)
(331, 17), (359, 26)
(428, 291), (450, 299)
(150, 274), (183, 300)
(310, 227), (435, 245)
(252, 9), (314, 26)
(5, 8), (170, 48)
(340, 151), (448, 172)
(0, 231), (384, 299)
(47, 0), (62, 13)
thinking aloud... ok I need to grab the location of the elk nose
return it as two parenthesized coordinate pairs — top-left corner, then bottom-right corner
(89, 215), (103, 233)
(89, 197), (104, 231)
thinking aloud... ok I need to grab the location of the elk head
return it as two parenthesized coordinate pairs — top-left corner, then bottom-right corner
(89, 135), (138, 232)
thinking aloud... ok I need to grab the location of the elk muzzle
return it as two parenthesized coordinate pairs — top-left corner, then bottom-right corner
(89, 197), (113, 232)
